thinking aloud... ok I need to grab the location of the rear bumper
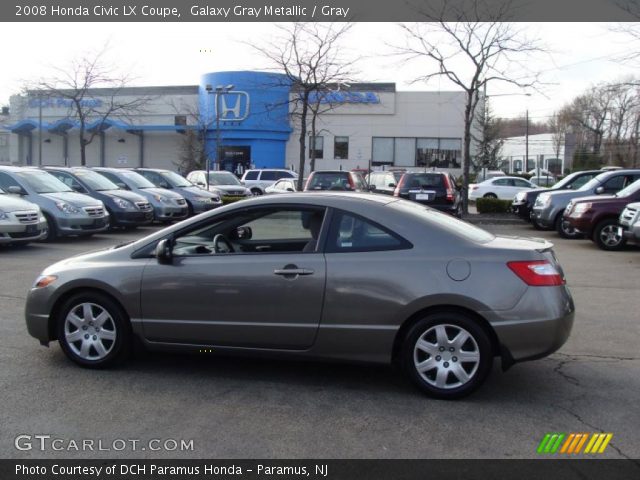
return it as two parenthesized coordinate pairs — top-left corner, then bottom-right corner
(483, 285), (575, 364)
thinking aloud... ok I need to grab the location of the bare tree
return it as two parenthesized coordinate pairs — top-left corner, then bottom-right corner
(250, 23), (358, 189)
(168, 98), (207, 174)
(548, 110), (570, 167)
(396, 0), (544, 213)
(30, 46), (151, 166)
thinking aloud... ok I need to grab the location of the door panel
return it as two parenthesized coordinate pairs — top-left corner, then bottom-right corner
(140, 253), (326, 349)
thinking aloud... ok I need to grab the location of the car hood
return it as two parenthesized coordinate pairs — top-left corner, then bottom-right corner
(42, 244), (133, 274)
(142, 187), (184, 200)
(101, 189), (146, 203)
(41, 191), (103, 207)
(0, 195), (40, 212)
(571, 194), (617, 205)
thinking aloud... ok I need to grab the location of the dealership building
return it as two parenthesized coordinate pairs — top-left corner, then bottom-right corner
(1, 71), (476, 175)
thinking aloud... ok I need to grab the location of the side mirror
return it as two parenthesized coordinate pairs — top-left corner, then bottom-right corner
(159, 182), (171, 189)
(595, 186), (605, 194)
(236, 226), (252, 240)
(155, 238), (174, 264)
(368, 185), (377, 192)
(286, 188), (295, 192)
(116, 182), (129, 190)
(71, 184), (85, 193)
(7, 186), (25, 195)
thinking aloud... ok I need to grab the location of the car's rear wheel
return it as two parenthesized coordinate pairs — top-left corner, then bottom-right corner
(555, 213), (581, 239)
(483, 193), (497, 199)
(401, 312), (493, 399)
(251, 188), (263, 196)
(56, 292), (131, 368)
(593, 219), (626, 251)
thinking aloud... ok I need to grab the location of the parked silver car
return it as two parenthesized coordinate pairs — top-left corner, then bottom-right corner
(620, 201), (640, 244)
(93, 168), (189, 223)
(0, 187), (47, 245)
(0, 166), (109, 241)
(25, 193), (574, 399)
(186, 170), (252, 198)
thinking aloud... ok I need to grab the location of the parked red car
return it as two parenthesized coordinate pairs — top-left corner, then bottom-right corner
(564, 178), (640, 250)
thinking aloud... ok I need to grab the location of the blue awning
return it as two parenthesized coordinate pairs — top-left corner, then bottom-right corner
(4, 118), (199, 134)
(4, 119), (49, 134)
(48, 119), (76, 134)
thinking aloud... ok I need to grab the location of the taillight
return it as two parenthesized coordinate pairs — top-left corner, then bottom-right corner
(443, 175), (454, 201)
(507, 260), (565, 286)
(394, 174), (406, 197)
(304, 175), (313, 190)
(348, 175), (355, 190)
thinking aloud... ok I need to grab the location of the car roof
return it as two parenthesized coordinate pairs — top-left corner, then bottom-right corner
(0, 165), (41, 172)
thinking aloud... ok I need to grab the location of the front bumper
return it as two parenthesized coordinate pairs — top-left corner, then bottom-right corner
(621, 224), (640, 242)
(0, 218), (48, 244)
(111, 210), (154, 227)
(191, 201), (222, 214)
(565, 214), (593, 236)
(154, 205), (189, 221)
(530, 206), (556, 228)
(483, 285), (575, 365)
(56, 214), (110, 236)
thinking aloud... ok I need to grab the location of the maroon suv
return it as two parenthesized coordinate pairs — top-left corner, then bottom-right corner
(564, 178), (640, 250)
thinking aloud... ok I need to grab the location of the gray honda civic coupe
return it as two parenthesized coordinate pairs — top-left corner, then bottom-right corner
(25, 193), (574, 399)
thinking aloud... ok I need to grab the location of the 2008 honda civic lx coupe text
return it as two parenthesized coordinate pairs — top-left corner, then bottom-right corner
(25, 193), (574, 399)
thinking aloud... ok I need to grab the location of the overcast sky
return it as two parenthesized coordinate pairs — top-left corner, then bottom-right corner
(2, 22), (638, 124)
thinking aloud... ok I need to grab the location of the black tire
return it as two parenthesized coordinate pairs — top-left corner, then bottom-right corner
(42, 213), (58, 242)
(483, 193), (497, 199)
(593, 219), (627, 251)
(186, 201), (194, 217)
(555, 213), (582, 239)
(401, 312), (493, 399)
(56, 292), (132, 369)
(251, 188), (263, 196)
(531, 215), (546, 230)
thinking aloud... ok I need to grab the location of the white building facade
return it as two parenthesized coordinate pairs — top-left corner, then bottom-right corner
(2, 71), (476, 176)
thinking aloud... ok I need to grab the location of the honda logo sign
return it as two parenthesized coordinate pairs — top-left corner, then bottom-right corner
(215, 91), (250, 122)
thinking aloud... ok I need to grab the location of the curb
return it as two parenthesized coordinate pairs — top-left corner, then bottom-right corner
(463, 215), (525, 225)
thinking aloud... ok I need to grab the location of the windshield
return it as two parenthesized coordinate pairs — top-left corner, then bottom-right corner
(16, 171), (72, 194)
(160, 171), (192, 188)
(207, 172), (242, 186)
(74, 170), (120, 191)
(616, 179), (640, 197)
(120, 171), (156, 189)
(391, 199), (495, 243)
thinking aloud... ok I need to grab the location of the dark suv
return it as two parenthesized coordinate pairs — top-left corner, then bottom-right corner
(394, 171), (462, 217)
(512, 170), (600, 222)
(304, 170), (367, 192)
(564, 178), (640, 250)
(366, 170), (404, 195)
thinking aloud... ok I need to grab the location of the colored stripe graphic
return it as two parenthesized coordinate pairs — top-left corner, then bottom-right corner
(538, 433), (613, 454)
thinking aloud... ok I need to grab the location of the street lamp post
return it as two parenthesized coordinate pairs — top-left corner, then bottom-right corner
(205, 84), (234, 188)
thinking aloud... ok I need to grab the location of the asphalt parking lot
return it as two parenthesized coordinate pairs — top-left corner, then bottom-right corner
(1, 221), (638, 459)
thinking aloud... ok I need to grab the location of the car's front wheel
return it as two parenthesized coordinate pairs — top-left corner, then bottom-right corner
(483, 193), (497, 199)
(593, 219), (626, 251)
(56, 292), (131, 368)
(555, 213), (582, 239)
(401, 312), (493, 399)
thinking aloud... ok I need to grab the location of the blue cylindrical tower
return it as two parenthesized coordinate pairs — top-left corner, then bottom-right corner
(199, 71), (292, 172)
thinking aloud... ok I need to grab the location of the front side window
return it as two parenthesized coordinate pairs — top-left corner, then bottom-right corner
(326, 211), (410, 253)
(513, 178), (532, 188)
(334, 136), (349, 160)
(16, 171), (72, 194)
(309, 136), (324, 159)
(171, 207), (326, 256)
(244, 171), (259, 180)
(48, 171), (83, 191)
(602, 175), (625, 192)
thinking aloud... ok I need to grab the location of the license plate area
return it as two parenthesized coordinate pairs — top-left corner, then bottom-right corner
(411, 190), (436, 201)
(25, 224), (38, 233)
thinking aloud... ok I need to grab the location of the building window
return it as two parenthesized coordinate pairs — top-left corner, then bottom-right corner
(394, 138), (416, 167)
(309, 136), (324, 159)
(334, 136), (349, 160)
(416, 138), (461, 169)
(372, 137), (394, 164)
(174, 115), (187, 126)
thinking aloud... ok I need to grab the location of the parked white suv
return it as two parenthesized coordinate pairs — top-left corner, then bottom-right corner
(619, 202), (640, 244)
(0, 187), (47, 245)
(241, 169), (298, 195)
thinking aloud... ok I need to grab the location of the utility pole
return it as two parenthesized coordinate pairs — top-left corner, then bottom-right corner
(525, 109), (529, 173)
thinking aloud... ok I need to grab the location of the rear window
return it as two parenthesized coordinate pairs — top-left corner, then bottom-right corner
(404, 173), (445, 189)
(307, 172), (352, 190)
(391, 199), (495, 243)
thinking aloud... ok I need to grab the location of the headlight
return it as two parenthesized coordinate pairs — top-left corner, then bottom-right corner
(33, 275), (58, 288)
(515, 192), (526, 202)
(573, 202), (592, 214)
(536, 194), (550, 207)
(55, 202), (80, 215)
(0, 209), (8, 220)
(153, 194), (170, 203)
(113, 198), (134, 209)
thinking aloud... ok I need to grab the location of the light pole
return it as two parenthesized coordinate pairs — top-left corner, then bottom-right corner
(205, 84), (234, 187)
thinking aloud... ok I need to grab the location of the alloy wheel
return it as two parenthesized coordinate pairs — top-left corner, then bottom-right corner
(64, 303), (117, 361)
(413, 324), (480, 389)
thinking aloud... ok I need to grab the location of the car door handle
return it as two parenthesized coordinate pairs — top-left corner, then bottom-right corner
(273, 268), (314, 276)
